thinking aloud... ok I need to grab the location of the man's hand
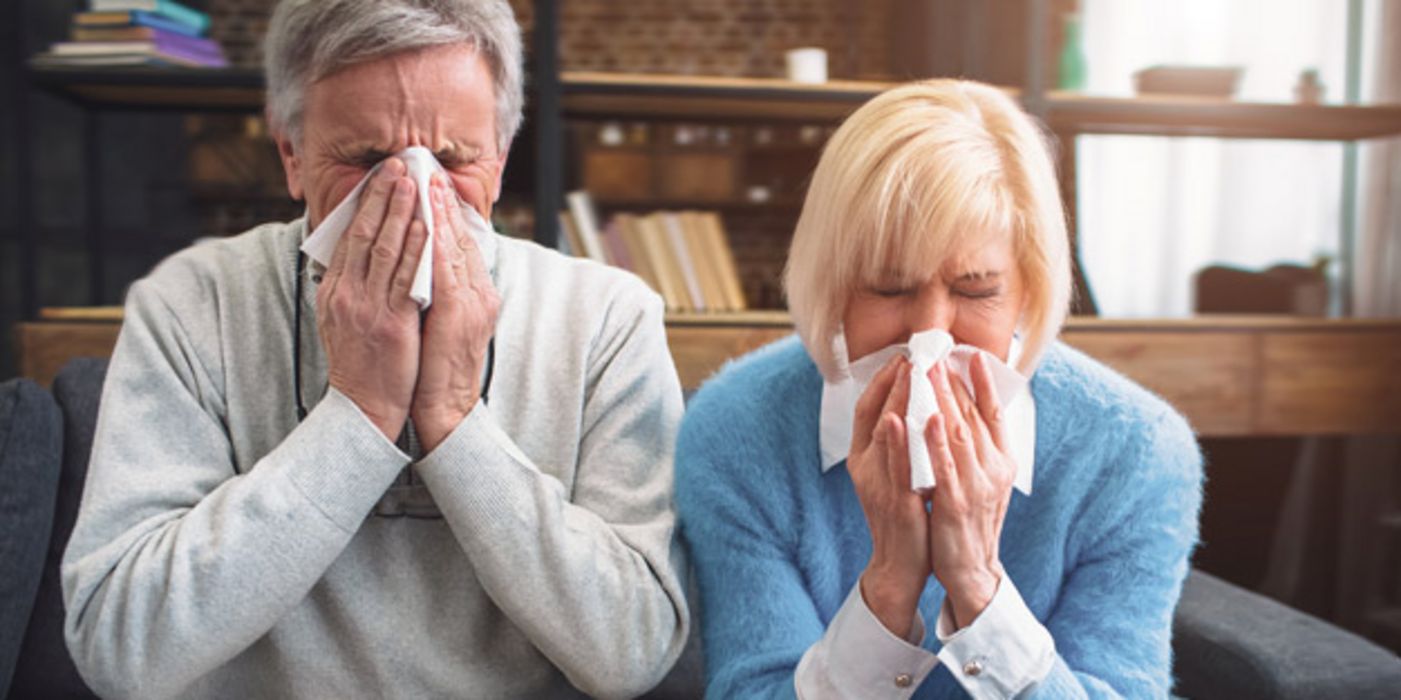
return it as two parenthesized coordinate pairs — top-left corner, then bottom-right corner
(411, 174), (500, 453)
(317, 158), (427, 441)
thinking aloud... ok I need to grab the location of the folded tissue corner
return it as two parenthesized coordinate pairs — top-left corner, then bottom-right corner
(819, 328), (1036, 496)
(300, 146), (495, 310)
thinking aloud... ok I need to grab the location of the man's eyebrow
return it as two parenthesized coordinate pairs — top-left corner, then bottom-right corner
(434, 144), (491, 161)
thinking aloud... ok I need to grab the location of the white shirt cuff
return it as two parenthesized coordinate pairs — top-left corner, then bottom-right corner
(935, 575), (1056, 699)
(795, 582), (939, 699)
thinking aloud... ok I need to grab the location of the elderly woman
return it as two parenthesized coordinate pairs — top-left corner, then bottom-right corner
(61, 1), (688, 697)
(676, 80), (1202, 698)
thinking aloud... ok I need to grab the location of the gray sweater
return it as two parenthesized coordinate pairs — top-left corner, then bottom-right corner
(60, 219), (690, 699)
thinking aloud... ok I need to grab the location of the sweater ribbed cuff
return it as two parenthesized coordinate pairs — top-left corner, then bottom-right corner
(281, 388), (412, 533)
(414, 402), (543, 528)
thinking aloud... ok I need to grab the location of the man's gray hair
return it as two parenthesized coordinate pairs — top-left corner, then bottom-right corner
(264, 0), (524, 153)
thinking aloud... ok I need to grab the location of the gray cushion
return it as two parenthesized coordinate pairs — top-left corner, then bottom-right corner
(0, 378), (63, 698)
(1173, 569), (1401, 699)
(9, 359), (107, 700)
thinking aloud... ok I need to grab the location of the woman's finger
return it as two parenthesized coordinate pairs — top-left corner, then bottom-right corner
(852, 355), (903, 453)
(947, 363), (995, 466)
(882, 411), (911, 493)
(934, 361), (980, 483)
(925, 411), (958, 491)
(881, 357), (912, 426)
(971, 353), (1008, 453)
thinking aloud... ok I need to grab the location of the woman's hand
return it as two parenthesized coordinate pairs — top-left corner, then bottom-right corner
(849, 356), (931, 640)
(923, 353), (1017, 629)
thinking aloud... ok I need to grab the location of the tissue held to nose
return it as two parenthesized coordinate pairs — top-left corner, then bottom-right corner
(825, 328), (1030, 494)
(300, 146), (495, 309)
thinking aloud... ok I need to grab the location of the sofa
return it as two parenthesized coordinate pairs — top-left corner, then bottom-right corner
(3, 358), (1400, 699)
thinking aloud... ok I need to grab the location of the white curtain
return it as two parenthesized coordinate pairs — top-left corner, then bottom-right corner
(1355, 1), (1401, 317)
(1076, 0), (1357, 317)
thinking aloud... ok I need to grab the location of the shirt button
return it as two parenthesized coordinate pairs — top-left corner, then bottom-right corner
(894, 673), (913, 688)
(963, 660), (984, 677)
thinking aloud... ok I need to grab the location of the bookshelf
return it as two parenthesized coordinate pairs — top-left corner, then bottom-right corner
(16, 3), (1401, 319)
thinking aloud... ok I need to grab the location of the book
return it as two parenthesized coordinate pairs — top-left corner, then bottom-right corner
(89, 0), (211, 34)
(600, 219), (634, 272)
(635, 215), (688, 311)
(564, 191), (609, 264)
(679, 211), (729, 311)
(74, 11), (205, 37)
(699, 212), (747, 310)
(614, 214), (660, 294)
(33, 44), (226, 68)
(30, 53), (160, 67)
(558, 211), (584, 257)
(48, 41), (228, 67)
(53, 34), (224, 59)
(72, 25), (206, 44)
(661, 212), (706, 311)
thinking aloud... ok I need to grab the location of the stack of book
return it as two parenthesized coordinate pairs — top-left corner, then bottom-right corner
(31, 0), (226, 69)
(561, 191), (748, 313)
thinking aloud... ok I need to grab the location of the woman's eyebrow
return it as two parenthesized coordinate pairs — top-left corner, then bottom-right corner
(953, 270), (1002, 282)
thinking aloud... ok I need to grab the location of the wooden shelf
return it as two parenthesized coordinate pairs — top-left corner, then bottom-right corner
(28, 67), (1401, 141)
(1045, 91), (1401, 141)
(563, 72), (1401, 141)
(563, 71), (892, 122)
(593, 196), (804, 210)
(28, 65), (264, 111)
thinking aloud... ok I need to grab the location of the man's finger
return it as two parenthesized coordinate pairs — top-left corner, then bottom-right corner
(456, 202), (493, 291)
(392, 219), (429, 311)
(366, 178), (415, 300)
(430, 197), (459, 295)
(344, 159), (404, 283)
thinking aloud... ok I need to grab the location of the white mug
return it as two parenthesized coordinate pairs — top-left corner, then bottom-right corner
(785, 47), (828, 84)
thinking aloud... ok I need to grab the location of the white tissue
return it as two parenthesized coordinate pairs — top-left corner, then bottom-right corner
(300, 146), (493, 309)
(902, 329), (1027, 494)
(819, 329), (1032, 495)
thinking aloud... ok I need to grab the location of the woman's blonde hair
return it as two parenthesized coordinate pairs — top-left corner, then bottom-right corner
(784, 79), (1072, 378)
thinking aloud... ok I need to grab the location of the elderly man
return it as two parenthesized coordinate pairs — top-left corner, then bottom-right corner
(60, 1), (688, 697)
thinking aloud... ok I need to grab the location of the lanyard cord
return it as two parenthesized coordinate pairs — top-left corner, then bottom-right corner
(293, 251), (308, 421)
(292, 250), (495, 424)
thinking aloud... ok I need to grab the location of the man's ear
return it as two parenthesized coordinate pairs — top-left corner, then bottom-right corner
(490, 144), (510, 203)
(271, 117), (305, 202)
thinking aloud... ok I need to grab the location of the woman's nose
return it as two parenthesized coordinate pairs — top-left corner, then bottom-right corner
(907, 287), (955, 335)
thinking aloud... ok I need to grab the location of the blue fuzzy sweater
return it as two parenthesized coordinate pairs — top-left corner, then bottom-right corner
(675, 337), (1203, 698)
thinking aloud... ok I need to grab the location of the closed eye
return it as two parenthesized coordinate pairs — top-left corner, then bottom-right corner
(870, 286), (916, 298)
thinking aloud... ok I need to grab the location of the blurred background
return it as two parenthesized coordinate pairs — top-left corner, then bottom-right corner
(3, 0), (1399, 663)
